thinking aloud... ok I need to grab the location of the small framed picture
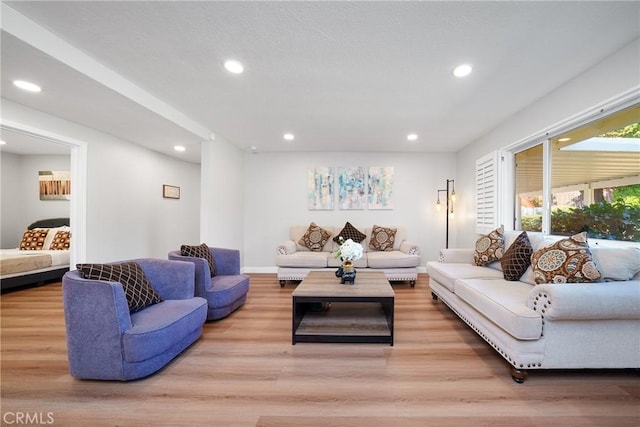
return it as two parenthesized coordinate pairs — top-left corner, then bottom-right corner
(163, 185), (180, 199)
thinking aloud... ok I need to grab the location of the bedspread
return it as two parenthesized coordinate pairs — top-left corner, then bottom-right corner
(0, 249), (70, 276)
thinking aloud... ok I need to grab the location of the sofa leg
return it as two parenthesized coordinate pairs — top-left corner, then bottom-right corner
(511, 367), (528, 383)
(279, 280), (285, 288)
(410, 280), (415, 287)
(431, 292), (438, 301)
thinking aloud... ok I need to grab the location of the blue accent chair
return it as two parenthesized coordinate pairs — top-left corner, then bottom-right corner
(62, 258), (208, 381)
(168, 247), (249, 320)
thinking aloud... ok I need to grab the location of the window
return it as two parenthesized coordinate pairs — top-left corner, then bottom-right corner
(513, 104), (640, 242)
(515, 144), (543, 232)
(551, 106), (639, 241)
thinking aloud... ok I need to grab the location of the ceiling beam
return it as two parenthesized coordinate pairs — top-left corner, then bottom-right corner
(1, 3), (211, 142)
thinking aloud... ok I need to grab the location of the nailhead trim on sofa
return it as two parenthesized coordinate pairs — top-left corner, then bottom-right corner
(432, 288), (544, 370)
(531, 292), (552, 337)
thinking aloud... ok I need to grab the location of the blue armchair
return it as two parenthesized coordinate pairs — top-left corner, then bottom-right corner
(168, 247), (249, 320)
(62, 258), (207, 381)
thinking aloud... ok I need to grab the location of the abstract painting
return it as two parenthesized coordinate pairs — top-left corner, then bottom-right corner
(307, 167), (334, 210)
(368, 166), (393, 209)
(39, 170), (71, 200)
(337, 166), (366, 209)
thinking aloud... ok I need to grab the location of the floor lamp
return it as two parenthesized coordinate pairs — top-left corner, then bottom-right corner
(436, 179), (456, 249)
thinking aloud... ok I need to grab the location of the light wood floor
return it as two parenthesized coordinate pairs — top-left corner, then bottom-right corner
(2, 274), (638, 427)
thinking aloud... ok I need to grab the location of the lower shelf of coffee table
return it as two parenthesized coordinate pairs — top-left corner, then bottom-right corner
(294, 302), (392, 344)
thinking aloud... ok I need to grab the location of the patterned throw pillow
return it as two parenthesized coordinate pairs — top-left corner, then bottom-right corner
(531, 232), (601, 284)
(76, 262), (163, 313)
(19, 229), (49, 250)
(500, 231), (533, 281)
(369, 225), (397, 251)
(49, 231), (71, 250)
(298, 222), (332, 252)
(333, 221), (366, 244)
(474, 225), (504, 266)
(181, 243), (216, 277)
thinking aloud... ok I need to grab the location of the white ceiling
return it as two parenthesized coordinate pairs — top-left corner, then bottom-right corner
(1, 127), (71, 155)
(1, 31), (205, 161)
(1, 1), (639, 163)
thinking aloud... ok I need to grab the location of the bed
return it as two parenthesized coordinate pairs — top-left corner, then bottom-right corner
(1, 218), (71, 291)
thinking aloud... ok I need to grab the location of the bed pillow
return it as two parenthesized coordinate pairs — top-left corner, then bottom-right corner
(298, 222), (332, 252)
(42, 226), (70, 249)
(369, 225), (397, 251)
(49, 230), (71, 250)
(19, 229), (49, 250)
(474, 225), (504, 266)
(531, 232), (601, 284)
(333, 222), (366, 244)
(181, 243), (216, 277)
(76, 262), (163, 313)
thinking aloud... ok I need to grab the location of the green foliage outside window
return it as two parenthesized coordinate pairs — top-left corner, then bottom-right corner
(521, 188), (640, 242)
(612, 184), (640, 206)
(551, 199), (639, 241)
(600, 123), (640, 138)
(521, 215), (542, 232)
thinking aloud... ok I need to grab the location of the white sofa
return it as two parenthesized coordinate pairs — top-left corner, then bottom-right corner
(426, 231), (640, 383)
(276, 225), (420, 287)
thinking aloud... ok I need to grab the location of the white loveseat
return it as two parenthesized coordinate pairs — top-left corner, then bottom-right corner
(426, 231), (640, 383)
(276, 225), (420, 287)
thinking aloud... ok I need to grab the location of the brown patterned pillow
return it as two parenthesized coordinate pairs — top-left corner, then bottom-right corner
(76, 262), (163, 313)
(369, 225), (397, 251)
(500, 231), (533, 281)
(299, 222), (332, 251)
(531, 232), (601, 284)
(333, 222), (366, 244)
(474, 225), (504, 266)
(181, 243), (216, 277)
(19, 229), (49, 250)
(49, 231), (71, 250)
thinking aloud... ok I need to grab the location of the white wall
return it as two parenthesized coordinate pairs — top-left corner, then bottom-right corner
(243, 151), (456, 271)
(200, 135), (245, 255)
(86, 138), (201, 261)
(1, 100), (201, 262)
(0, 153), (71, 247)
(455, 38), (640, 248)
(1, 152), (24, 247)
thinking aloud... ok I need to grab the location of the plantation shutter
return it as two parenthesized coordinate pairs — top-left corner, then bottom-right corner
(476, 151), (501, 234)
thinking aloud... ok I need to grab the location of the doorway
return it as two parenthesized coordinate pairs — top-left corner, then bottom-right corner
(1, 121), (87, 265)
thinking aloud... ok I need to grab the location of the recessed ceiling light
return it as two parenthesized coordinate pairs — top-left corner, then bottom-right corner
(283, 133), (295, 141)
(407, 133), (418, 141)
(453, 64), (472, 78)
(558, 137), (571, 142)
(0, 140), (6, 145)
(13, 80), (42, 92)
(224, 60), (244, 74)
(174, 145), (186, 152)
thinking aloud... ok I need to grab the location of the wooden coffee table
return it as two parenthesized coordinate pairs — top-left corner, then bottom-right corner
(291, 270), (395, 345)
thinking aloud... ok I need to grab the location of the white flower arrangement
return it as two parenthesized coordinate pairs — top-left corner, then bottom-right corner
(334, 237), (363, 262)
